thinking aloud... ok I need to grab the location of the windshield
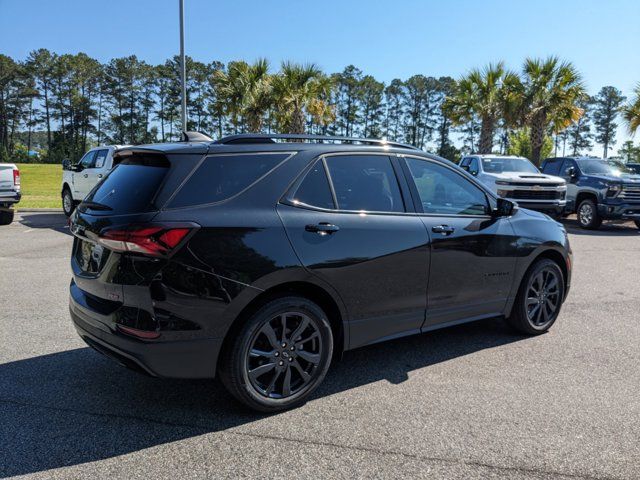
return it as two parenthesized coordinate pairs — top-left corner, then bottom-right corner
(482, 157), (539, 174)
(607, 160), (636, 176)
(579, 160), (630, 176)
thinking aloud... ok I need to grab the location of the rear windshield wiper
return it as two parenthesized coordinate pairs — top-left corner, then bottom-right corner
(79, 201), (113, 211)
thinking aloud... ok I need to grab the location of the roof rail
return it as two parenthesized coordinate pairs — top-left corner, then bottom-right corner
(214, 133), (420, 150)
(181, 131), (213, 142)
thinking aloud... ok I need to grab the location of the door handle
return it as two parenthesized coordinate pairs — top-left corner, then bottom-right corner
(305, 223), (339, 235)
(432, 225), (455, 235)
(83, 174), (88, 178)
(97, 174), (103, 178)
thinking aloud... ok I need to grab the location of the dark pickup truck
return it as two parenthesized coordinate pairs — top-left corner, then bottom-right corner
(541, 156), (640, 230)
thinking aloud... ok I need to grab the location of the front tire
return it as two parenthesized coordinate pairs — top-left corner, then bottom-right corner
(62, 188), (75, 217)
(0, 209), (14, 225)
(577, 199), (602, 229)
(219, 297), (334, 412)
(507, 258), (565, 335)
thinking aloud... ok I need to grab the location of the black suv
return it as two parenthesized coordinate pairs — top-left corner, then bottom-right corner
(541, 156), (640, 230)
(69, 133), (572, 411)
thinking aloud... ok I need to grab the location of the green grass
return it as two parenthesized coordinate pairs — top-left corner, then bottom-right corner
(15, 163), (62, 209)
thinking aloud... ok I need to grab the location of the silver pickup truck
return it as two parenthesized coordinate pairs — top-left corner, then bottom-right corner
(0, 163), (20, 225)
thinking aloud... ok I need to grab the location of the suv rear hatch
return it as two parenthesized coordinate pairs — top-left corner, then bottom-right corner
(70, 149), (201, 307)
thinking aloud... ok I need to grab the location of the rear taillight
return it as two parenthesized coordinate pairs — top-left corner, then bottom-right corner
(97, 224), (195, 257)
(13, 168), (20, 186)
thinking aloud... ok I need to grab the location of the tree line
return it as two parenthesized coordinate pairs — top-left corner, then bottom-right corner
(1, 49), (639, 165)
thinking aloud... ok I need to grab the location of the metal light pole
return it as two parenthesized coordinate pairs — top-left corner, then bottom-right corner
(179, 0), (187, 133)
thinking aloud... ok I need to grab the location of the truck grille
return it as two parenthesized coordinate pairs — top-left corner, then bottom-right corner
(510, 190), (562, 200)
(619, 186), (640, 202)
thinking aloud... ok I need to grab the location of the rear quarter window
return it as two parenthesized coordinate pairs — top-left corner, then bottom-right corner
(168, 152), (291, 209)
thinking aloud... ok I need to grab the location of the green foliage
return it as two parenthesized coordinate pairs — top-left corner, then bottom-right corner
(622, 83), (640, 136)
(618, 140), (640, 163)
(507, 128), (553, 160)
(593, 86), (625, 157)
(0, 49), (631, 167)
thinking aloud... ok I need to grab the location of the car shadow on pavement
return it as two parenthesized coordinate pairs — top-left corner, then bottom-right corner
(0, 317), (524, 477)
(18, 212), (71, 236)
(561, 218), (639, 236)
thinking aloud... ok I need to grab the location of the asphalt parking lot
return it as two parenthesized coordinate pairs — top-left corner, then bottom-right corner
(1, 212), (639, 479)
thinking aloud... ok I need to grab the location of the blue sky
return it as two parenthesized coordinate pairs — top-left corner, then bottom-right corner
(1, 0), (639, 150)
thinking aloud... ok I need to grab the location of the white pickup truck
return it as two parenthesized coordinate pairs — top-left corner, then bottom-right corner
(0, 163), (21, 225)
(459, 154), (567, 216)
(61, 145), (127, 216)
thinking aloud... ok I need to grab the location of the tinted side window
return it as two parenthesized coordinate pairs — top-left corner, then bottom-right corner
(94, 149), (108, 168)
(325, 155), (404, 212)
(79, 151), (97, 168)
(169, 153), (290, 208)
(561, 160), (577, 176)
(405, 158), (488, 215)
(460, 158), (470, 168)
(543, 160), (562, 176)
(292, 161), (335, 209)
(469, 158), (479, 175)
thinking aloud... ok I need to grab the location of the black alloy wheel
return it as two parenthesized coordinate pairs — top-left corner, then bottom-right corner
(219, 297), (333, 412)
(525, 267), (561, 329)
(507, 258), (565, 335)
(246, 311), (323, 398)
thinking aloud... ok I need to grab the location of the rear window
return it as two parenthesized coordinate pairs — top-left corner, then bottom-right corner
(168, 153), (290, 208)
(82, 153), (169, 215)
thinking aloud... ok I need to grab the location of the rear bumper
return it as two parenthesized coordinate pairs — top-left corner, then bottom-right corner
(0, 191), (20, 207)
(70, 281), (222, 379)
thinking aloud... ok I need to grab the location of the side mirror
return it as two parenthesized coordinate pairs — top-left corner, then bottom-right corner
(566, 166), (576, 177)
(62, 159), (70, 170)
(493, 197), (516, 217)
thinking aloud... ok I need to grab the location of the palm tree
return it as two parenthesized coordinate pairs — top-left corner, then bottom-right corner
(622, 83), (640, 136)
(272, 62), (333, 134)
(212, 59), (272, 133)
(520, 57), (586, 165)
(444, 62), (521, 154)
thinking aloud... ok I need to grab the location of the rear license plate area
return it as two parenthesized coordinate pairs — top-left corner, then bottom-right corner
(75, 238), (110, 274)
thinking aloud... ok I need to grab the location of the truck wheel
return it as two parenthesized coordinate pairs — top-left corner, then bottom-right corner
(0, 209), (14, 226)
(577, 199), (602, 230)
(62, 188), (75, 217)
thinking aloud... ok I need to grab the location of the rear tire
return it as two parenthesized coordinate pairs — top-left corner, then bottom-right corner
(507, 258), (565, 335)
(577, 199), (602, 229)
(219, 296), (334, 412)
(62, 188), (75, 217)
(0, 209), (14, 225)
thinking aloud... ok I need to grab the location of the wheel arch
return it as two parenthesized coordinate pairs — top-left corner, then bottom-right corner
(575, 190), (598, 209)
(218, 280), (347, 371)
(61, 182), (72, 197)
(505, 246), (569, 317)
